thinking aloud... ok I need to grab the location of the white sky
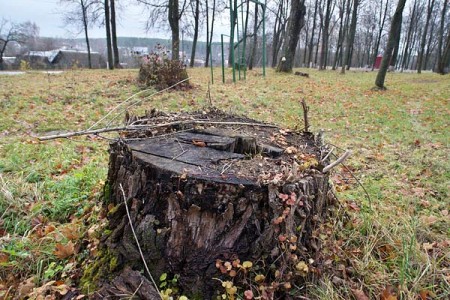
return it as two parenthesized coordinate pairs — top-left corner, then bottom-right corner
(0, 0), (230, 41)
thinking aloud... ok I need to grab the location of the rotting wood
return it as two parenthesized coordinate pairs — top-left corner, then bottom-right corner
(88, 109), (334, 298)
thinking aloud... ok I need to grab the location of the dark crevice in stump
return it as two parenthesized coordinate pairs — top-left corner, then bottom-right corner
(90, 109), (334, 299)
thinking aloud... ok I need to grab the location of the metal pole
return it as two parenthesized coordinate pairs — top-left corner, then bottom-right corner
(242, 0), (249, 80)
(236, 7), (241, 80)
(210, 43), (214, 84)
(262, 0), (266, 77)
(221, 34), (225, 83)
(230, 0), (236, 83)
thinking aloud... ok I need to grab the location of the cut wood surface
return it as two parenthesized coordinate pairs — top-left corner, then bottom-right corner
(93, 109), (334, 298)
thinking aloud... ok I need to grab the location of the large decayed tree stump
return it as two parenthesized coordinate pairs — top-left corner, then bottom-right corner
(93, 109), (333, 299)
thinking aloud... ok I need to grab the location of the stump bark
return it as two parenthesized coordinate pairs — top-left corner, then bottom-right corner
(93, 109), (333, 299)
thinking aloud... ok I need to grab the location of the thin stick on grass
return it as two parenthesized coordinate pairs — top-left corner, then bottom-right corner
(37, 120), (278, 141)
(322, 150), (352, 173)
(119, 183), (162, 299)
(301, 98), (310, 132)
(108, 79), (193, 128)
(328, 151), (372, 205)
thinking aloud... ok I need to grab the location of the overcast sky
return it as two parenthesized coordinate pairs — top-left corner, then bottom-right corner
(0, 0), (228, 40)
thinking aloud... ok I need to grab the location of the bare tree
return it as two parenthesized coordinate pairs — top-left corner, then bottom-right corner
(400, 0), (418, 70)
(371, 0), (390, 70)
(332, 0), (347, 70)
(307, 0), (320, 67)
(436, 0), (449, 74)
(138, 0), (188, 61)
(104, 0), (114, 69)
(60, 0), (102, 69)
(417, 0), (436, 73)
(319, 0), (333, 69)
(375, 0), (407, 89)
(276, 0), (307, 72)
(271, 0), (289, 67)
(0, 19), (39, 69)
(110, 0), (120, 68)
(340, 0), (360, 74)
(249, 1), (259, 69)
(204, 0), (217, 67)
(189, 0), (200, 67)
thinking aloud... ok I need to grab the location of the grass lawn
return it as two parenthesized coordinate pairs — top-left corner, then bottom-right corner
(0, 67), (448, 299)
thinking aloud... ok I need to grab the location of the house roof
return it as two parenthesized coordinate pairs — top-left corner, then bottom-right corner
(27, 49), (101, 63)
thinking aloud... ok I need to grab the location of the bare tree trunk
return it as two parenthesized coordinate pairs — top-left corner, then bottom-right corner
(319, 0), (333, 70)
(424, 18), (436, 70)
(417, 0), (436, 73)
(276, 0), (306, 72)
(314, 25), (322, 66)
(303, 7), (311, 66)
(271, 0), (286, 68)
(205, 0), (210, 67)
(81, 0), (92, 69)
(249, 2), (258, 70)
(104, 0), (113, 69)
(371, 0), (389, 70)
(375, 0), (407, 89)
(436, 0), (448, 74)
(439, 32), (450, 74)
(190, 0), (200, 67)
(401, 0), (418, 70)
(228, 0), (238, 67)
(308, 0), (320, 68)
(333, 0), (346, 70)
(169, 0), (180, 61)
(341, 0), (359, 74)
(390, 20), (401, 69)
(205, 0), (216, 68)
(110, 0), (120, 68)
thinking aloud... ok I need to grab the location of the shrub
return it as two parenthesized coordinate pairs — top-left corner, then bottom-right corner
(138, 45), (191, 91)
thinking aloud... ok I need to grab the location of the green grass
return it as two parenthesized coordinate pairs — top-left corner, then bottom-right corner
(0, 68), (448, 299)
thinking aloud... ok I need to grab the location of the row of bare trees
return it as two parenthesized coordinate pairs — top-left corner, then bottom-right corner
(132, 0), (449, 75)
(2, 0), (449, 74)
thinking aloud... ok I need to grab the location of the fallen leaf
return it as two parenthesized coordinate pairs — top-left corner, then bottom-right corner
(419, 290), (429, 300)
(0, 252), (8, 264)
(54, 241), (75, 259)
(422, 242), (436, 251)
(192, 140), (206, 147)
(421, 215), (438, 225)
(380, 286), (397, 300)
(351, 289), (369, 300)
(59, 224), (80, 241)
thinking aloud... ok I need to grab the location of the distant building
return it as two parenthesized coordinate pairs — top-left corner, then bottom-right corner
(18, 49), (106, 69)
(52, 50), (106, 69)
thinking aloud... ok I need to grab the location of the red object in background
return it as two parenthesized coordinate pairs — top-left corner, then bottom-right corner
(374, 55), (383, 69)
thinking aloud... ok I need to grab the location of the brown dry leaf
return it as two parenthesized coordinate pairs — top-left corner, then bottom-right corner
(348, 201), (360, 212)
(419, 290), (429, 300)
(285, 146), (298, 154)
(192, 140), (206, 147)
(54, 241), (75, 259)
(44, 224), (56, 236)
(0, 252), (8, 264)
(59, 224), (80, 241)
(17, 277), (36, 299)
(380, 286), (397, 300)
(351, 289), (369, 300)
(421, 215), (438, 225)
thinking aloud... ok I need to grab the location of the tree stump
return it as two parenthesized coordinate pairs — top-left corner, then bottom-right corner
(90, 109), (334, 299)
